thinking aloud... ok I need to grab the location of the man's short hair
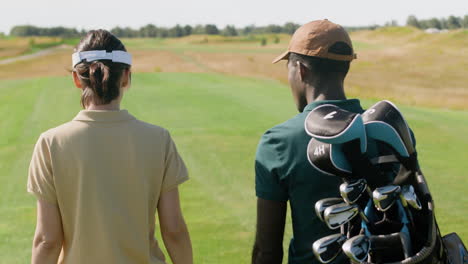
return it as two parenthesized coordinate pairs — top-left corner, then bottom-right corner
(289, 41), (352, 74)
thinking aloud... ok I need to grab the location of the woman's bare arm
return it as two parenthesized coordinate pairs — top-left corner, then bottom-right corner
(32, 199), (63, 264)
(158, 188), (193, 264)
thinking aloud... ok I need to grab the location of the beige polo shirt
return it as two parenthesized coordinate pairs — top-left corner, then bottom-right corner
(27, 110), (188, 264)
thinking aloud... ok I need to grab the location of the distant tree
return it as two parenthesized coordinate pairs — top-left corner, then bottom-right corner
(111, 27), (124, 37)
(205, 24), (219, 35)
(463, 15), (468, 28)
(446, 16), (462, 29)
(406, 15), (420, 28)
(439, 18), (448, 29)
(168, 24), (184, 37)
(283, 22), (300, 34)
(10, 25), (35, 36)
(10, 25), (79, 37)
(222, 25), (238, 36)
(260, 38), (267, 46)
(157, 28), (169, 38)
(139, 24), (158, 37)
(242, 25), (255, 35)
(265, 24), (282, 33)
(192, 25), (205, 34)
(0, 32), (5, 38)
(183, 25), (192, 36)
(384, 20), (398, 27)
(426, 18), (442, 29)
(418, 19), (430, 29)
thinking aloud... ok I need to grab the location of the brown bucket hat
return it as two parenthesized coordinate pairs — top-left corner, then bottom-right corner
(272, 19), (357, 63)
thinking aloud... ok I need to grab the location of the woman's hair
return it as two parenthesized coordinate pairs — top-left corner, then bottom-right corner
(73, 29), (130, 108)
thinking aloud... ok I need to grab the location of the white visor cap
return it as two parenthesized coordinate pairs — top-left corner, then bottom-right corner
(72, 50), (132, 68)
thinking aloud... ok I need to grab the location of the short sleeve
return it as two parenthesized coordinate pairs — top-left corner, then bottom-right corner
(255, 132), (289, 202)
(161, 131), (189, 194)
(27, 134), (57, 204)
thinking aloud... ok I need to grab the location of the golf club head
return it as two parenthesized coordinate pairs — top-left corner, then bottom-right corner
(312, 233), (347, 263)
(342, 235), (370, 263)
(373, 185), (401, 212)
(340, 179), (368, 204)
(400, 185), (422, 210)
(315, 198), (344, 222)
(324, 203), (359, 229)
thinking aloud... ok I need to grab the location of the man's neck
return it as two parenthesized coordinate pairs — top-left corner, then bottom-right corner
(306, 80), (346, 104)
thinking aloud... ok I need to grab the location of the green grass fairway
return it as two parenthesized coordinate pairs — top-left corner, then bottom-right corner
(0, 72), (466, 263)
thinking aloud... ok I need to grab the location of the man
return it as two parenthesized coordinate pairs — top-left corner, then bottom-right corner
(252, 19), (360, 264)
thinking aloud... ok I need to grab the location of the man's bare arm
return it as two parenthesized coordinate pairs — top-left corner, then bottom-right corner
(252, 197), (287, 264)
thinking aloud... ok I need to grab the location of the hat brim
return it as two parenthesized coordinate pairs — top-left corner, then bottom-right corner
(272, 50), (290, 64)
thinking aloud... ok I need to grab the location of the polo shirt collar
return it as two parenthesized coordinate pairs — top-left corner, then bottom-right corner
(303, 98), (363, 113)
(73, 110), (136, 122)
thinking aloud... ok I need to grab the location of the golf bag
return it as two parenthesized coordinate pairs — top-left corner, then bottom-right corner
(305, 101), (467, 264)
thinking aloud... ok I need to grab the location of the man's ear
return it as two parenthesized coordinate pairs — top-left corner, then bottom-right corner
(72, 71), (82, 89)
(298, 61), (309, 81)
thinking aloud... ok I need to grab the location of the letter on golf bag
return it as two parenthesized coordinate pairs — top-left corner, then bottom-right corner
(307, 138), (352, 178)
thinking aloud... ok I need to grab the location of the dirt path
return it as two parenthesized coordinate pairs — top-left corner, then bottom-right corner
(0, 44), (71, 65)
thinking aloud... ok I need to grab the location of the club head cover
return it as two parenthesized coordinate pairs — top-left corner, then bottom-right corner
(307, 138), (352, 178)
(362, 100), (415, 158)
(305, 104), (367, 154)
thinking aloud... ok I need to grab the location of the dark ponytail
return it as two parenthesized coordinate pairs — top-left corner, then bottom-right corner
(73, 29), (130, 108)
(89, 61), (110, 98)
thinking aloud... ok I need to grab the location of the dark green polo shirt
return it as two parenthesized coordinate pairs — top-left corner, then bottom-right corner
(255, 99), (364, 264)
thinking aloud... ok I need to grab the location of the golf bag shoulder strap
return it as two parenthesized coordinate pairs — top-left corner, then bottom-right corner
(307, 138), (352, 178)
(305, 104), (367, 153)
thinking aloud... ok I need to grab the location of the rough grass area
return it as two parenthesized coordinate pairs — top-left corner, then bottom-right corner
(0, 37), (65, 60)
(1, 28), (466, 109)
(0, 72), (466, 264)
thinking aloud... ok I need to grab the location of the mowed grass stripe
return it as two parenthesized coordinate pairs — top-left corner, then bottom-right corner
(0, 77), (81, 263)
(0, 72), (466, 264)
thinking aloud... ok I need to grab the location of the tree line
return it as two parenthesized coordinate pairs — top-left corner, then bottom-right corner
(8, 23), (302, 38)
(406, 15), (468, 30)
(8, 23), (379, 38)
(7, 14), (467, 38)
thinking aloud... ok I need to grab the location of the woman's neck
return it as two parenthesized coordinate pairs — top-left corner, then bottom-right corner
(86, 100), (120, 111)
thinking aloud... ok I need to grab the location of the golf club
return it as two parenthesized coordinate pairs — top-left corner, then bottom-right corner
(340, 179), (370, 204)
(324, 203), (369, 230)
(315, 197), (343, 222)
(400, 185), (422, 210)
(342, 235), (370, 263)
(312, 233), (347, 263)
(372, 185), (401, 211)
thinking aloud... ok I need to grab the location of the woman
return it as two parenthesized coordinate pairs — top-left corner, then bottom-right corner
(27, 30), (193, 264)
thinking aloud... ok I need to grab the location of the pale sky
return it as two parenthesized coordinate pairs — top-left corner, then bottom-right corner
(1, 0), (467, 34)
